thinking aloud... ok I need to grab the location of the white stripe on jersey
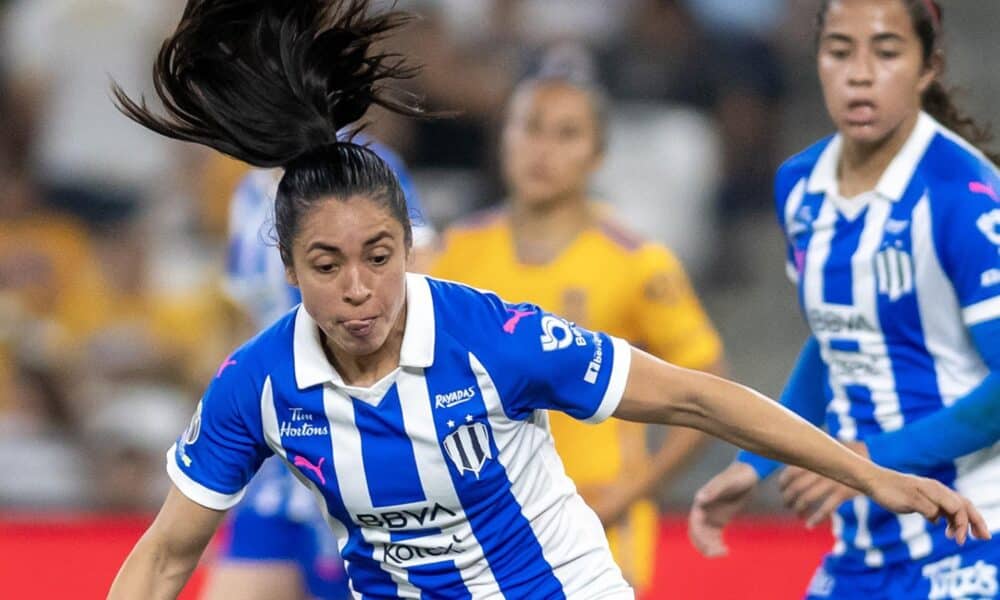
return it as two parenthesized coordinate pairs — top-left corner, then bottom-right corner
(854, 201), (905, 435)
(803, 199), (857, 440)
(394, 371), (502, 596)
(324, 386), (421, 598)
(469, 353), (632, 599)
(963, 296), (1000, 326)
(783, 179), (808, 284)
(912, 197), (990, 403)
(259, 377), (358, 598)
(851, 497), (883, 568)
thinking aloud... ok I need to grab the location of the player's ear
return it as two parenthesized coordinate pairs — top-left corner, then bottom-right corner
(286, 265), (299, 287)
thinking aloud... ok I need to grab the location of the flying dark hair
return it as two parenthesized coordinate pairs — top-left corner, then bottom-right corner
(817, 0), (999, 165)
(113, 0), (426, 261)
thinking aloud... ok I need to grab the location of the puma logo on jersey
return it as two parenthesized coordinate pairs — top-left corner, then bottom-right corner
(503, 308), (536, 334)
(969, 181), (999, 202)
(294, 455), (326, 485)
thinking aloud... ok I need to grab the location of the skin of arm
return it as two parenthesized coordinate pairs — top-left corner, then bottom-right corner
(107, 486), (227, 600)
(587, 358), (724, 528)
(201, 563), (306, 600)
(614, 347), (990, 543)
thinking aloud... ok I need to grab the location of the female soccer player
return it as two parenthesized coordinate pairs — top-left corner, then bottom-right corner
(204, 139), (433, 600)
(431, 56), (724, 592)
(107, 1), (987, 598)
(690, 1), (1000, 598)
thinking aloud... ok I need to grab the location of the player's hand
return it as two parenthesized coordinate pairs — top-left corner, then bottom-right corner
(578, 483), (635, 529)
(779, 440), (866, 528)
(688, 462), (759, 558)
(863, 469), (991, 545)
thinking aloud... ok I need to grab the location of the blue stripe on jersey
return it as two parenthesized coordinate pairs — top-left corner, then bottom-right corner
(423, 360), (567, 599)
(349, 555), (402, 600)
(829, 339), (860, 353)
(406, 562), (473, 599)
(269, 362), (398, 596)
(354, 387), (426, 508)
(823, 211), (868, 305)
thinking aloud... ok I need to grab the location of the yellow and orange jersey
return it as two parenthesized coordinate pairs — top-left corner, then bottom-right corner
(430, 206), (723, 588)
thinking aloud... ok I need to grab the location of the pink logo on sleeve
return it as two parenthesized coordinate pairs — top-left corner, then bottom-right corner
(503, 308), (537, 334)
(215, 354), (238, 378)
(969, 181), (999, 202)
(294, 455), (327, 485)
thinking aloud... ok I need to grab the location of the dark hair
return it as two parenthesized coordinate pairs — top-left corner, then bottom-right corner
(816, 0), (999, 165)
(515, 43), (609, 152)
(113, 0), (425, 262)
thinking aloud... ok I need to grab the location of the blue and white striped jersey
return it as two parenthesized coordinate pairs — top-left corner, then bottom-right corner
(169, 274), (634, 599)
(777, 112), (1000, 569)
(224, 137), (435, 328)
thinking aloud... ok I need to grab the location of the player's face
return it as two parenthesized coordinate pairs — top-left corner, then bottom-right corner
(501, 82), (603, 208)
(286, 196), (409, 359)
(818, 0), (936, 147)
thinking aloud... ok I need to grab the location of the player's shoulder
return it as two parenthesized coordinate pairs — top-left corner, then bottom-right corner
(592, 211), (648, 254)
(921, 124), (1000, 213)
(424, 275), (540, 346)
(209, 308), (298, 395)
(776, 135), (836, 196)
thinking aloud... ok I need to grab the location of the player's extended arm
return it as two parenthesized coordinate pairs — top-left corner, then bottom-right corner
(107, 485), (226, 600)
(734, 337), (828, 479)
(614, 346), (989, 543)
(602, 358), (726, 523)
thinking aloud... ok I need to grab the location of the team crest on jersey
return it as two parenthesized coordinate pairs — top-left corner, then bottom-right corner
(875, 243), (914, 301)
(443, 421), (492, 479)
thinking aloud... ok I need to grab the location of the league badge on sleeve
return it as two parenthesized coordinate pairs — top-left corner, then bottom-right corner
(976, 209), (1000, 246)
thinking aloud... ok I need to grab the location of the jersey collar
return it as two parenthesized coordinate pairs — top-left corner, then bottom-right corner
(293, 272), (436, 389)
(806, 111), (938, 202)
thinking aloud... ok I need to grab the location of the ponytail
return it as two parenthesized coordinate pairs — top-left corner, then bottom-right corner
(112, 0), (424, 167)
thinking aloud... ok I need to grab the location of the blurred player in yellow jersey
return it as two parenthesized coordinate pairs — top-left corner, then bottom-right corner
(430, 50), (725, 592)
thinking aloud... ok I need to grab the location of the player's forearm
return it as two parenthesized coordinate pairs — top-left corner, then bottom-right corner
(736, 337), (828, 478)
(107, 533), (200, 599)
(616, 348), (880, 496)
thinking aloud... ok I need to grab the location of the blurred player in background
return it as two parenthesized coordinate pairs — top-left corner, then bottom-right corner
(690, 1), (1000, 598)
(431, 49), (725, 592)
(201, 136), (435, 600)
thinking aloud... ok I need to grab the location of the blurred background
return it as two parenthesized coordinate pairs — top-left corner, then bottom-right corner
(0, 0), (997, 597)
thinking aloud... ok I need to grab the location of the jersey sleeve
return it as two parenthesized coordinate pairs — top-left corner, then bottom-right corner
(167, 352), (272, 510)
(631, 245), (723, 370)
(931, 175), (1000, 333)
(472, 293), (632, 424)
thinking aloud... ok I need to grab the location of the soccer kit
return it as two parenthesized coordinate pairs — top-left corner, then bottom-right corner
(430, 210), (723, 589)
(171, 274), (635, 599)
(746, 112), (1000, 599)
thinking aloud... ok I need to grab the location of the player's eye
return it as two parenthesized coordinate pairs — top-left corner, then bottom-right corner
(370, 253), (390, 266)
(315, 263), (337, 274)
